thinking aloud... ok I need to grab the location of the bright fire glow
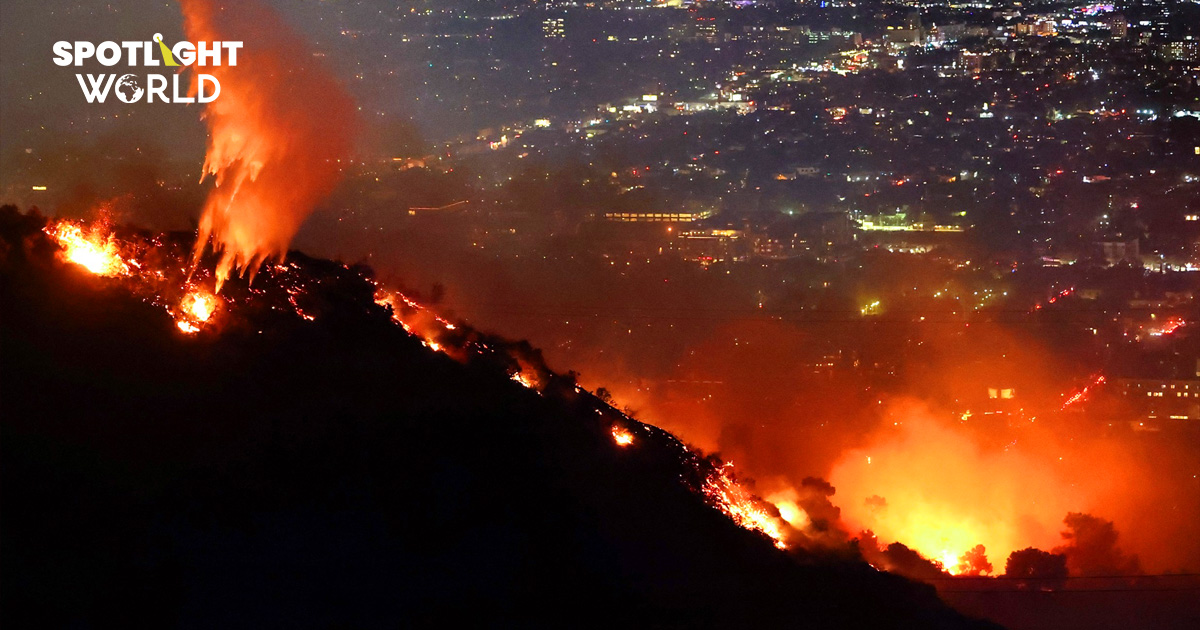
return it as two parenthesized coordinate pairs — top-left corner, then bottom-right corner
(182, 291), (217, 323)
(703, 463), (788, 549)
(940, 551), (960, 575)
(46, 222), (129, 277)
(182, 0), (355, 289)
(175, 290), (220, 334)
(768, 494), (812, 530)
(832, 407), (1082, 573)
(611, 426), (635, 446)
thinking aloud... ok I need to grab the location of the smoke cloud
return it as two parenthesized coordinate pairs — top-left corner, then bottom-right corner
(1054, 512), (1141, 576)
(181, 0), (355, 288)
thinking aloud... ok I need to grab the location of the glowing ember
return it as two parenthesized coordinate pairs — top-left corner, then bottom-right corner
(45, 222), (129, 277)
(41, 217), (798, 559)
(1061, 374), (1105, 411)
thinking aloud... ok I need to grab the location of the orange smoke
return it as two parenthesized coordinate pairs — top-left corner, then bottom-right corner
(181, 0), (355, 289)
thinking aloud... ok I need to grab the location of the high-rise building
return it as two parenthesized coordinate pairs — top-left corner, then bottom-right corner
(542, 18), (565, 40)
(1105, 14), (1128, 40)
(1163, 38), (1199, 62)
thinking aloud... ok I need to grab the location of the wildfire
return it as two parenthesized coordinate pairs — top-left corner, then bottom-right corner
(43, 218), (248, 336)
(703, 463), (788, 549)
(46, 221), (129, 277)
(766, 490), (812, 531)
(611, 426), (635, 446)
(831, 407), (1084, 575)
(183, 291), (217, 322)
(176, 289), (220, 334)
(940, 551), (960, 575)
(44, 216), (796, 558)
(182, 0), (355, 289)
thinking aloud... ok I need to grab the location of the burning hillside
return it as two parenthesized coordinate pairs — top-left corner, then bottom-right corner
(0, 207), (997, 627)
(28, 212), (789, 550)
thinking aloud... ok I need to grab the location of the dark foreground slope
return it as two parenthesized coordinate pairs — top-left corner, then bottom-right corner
(0, 209), (996, 629)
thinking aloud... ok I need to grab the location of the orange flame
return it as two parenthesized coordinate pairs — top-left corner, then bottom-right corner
(703, 463), (788, 549)
(46, 221), (129, 277)
(611, 426), (635, 446)
(176, 289), (220, 334)
(181, 0), (355, 290)
(182, 291), (217, 322)
(831, 404), (1087, 571)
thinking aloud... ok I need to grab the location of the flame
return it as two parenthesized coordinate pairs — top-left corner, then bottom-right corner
(831, 405), (1083, 572)
(181, 0), (355, 289)
(46, 222), (129, 277)
(42, 217), (798, 556)
(45, 219), (227, 335)
(511, 372), (536, 389)
(175, 289), (220, 334)
(768, 496), (812, 530)
(703, 463), (788, 549)
(182, 291), (217, 322)
(940, 551), (960, 575)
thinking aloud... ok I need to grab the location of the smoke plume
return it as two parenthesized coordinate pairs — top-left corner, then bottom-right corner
(181, 0), (355, 288)
(1054, 512), (1141, 576)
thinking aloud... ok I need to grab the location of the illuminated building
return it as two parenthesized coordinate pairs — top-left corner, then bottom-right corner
(603, 210), (714, 223)
(1116, 379), (1200, 426)
(542, 18), (565, 40)
(1163, 38), (1199, 62)
(674, 228), (748, 265)
(1104, 14), (1128, 39)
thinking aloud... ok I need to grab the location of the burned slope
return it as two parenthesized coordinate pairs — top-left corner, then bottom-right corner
(0, 209), (995, 629)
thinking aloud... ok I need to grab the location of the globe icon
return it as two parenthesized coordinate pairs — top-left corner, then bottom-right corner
(115, 74), (144, 103)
